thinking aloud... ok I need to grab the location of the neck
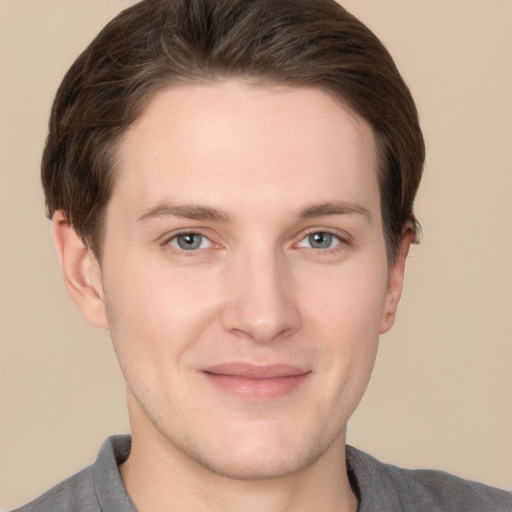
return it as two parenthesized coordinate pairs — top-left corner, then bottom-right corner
(120, 420), (358, 512)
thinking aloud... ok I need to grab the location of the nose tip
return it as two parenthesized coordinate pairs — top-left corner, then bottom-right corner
(229, 311), (294, 344)
(222, 259), (301, 344)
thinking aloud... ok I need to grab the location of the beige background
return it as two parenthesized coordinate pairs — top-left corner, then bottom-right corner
(1, 0), (511, 509)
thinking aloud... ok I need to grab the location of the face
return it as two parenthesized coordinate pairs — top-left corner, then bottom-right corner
(78, 82), (407, 479)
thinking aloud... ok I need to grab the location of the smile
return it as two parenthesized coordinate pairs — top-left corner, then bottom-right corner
(200, 363), (312, 401)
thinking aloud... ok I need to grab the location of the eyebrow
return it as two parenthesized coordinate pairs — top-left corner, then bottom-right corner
(137, 200), (370, 225)
(137, 202), (232, 224)
(297, 201), (371, 221)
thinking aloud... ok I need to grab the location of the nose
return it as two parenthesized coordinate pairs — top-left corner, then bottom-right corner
(221, 249), (301, 344)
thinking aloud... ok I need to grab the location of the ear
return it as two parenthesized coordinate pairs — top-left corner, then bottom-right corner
(379, 226), (414, 334)
(52, 211), (108, 329)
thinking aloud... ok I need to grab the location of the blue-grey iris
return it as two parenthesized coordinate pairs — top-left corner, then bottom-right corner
(176, 233), (203, 250)
(309, 232), (333, 249)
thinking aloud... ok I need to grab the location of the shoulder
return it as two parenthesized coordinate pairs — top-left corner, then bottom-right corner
(391, 465), (512, 511)
(9, 465), (99, 512)
(9, 435), (134, 512)
(346, 446), (512, 512)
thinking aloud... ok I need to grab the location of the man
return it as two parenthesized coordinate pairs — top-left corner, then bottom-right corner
(11, 0), (511, 510)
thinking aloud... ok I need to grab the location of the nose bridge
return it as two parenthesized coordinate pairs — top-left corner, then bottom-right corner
(222, 242), (300, 343)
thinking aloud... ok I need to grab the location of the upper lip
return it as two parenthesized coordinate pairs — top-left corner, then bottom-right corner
(201, 363), (310, 379)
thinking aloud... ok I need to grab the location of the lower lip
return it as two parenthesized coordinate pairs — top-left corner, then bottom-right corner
(202, 373), (311, 401)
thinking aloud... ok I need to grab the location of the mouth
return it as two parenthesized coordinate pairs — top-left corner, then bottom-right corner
(200, 363), (312, 401)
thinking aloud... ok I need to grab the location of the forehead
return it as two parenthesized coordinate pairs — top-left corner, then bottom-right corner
(111, 82), (379, 220)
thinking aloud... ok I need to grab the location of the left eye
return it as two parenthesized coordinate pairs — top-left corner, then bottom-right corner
(168, 233), (213, 251)
(298, 232), (341, 250)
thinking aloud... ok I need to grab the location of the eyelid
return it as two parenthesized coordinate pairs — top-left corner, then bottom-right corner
(161, 227), (212, 243)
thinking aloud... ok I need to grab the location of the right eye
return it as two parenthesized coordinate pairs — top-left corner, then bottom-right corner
(167, 233), (213, 251)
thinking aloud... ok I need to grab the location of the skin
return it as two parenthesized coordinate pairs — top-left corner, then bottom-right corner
(53, 82), (412, 512)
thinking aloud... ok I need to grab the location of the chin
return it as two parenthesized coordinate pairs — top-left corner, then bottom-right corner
(174, 420), (339, 481)
(188, 445), (321, 481)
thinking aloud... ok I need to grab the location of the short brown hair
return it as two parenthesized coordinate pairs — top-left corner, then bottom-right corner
(42, 0), (424, 261)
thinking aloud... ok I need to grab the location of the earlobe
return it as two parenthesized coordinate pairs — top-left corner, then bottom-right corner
(379, 227), (414, 334)
(52, 211), (109, 329)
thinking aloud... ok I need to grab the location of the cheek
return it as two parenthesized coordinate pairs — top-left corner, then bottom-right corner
(299, 263), (387, 381)
(102, 266), (225, 418)
(103, 261), (223, 366)
(301, 262), (388, 335)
